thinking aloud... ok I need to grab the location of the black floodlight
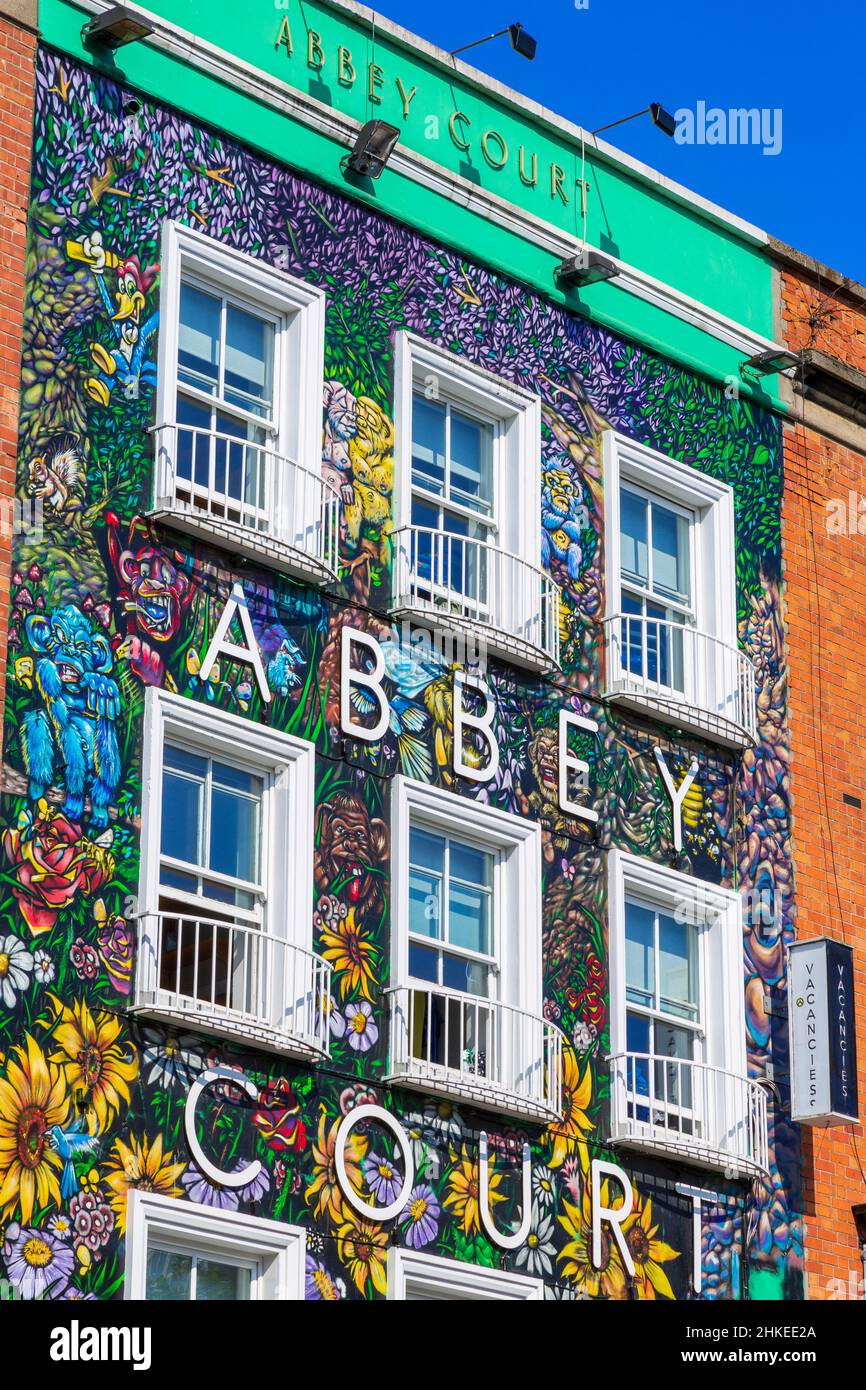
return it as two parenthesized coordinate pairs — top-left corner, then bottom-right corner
(82, 4), (154, 50)
(741, 348), (800, 378)
(592, 103), (678, 138)
(344, 120), (400, 180)
(556, 247), (620, 288)
(451, 22), (537, 61)
(649, 102), (678, 137)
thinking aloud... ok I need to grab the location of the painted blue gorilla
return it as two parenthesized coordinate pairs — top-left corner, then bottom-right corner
(541, 467), (590, 581)
(21, 605), (121, 829)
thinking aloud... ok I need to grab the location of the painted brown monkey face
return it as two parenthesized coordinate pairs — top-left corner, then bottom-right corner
(117, 546), (190, 643)
(316, 794), (388, 907)
(532, 731), (559, 797)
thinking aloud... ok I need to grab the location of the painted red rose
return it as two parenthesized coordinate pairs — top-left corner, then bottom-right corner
(2, 802), (115, 936)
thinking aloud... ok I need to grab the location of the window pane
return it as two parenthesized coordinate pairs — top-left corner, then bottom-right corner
(651, 502), (690, 606)
(626, 1010), (651, 1055)
(196, 1257), (251, 1301)
(442, 950), (488, 997)
(450, 409), (493, 515)
(410, 828), (446, 874)
(450, 842), (492, 889)
(224, 304), (274, 419)
(178, 283), (220, 395)
(175, 394), (213, 488)
(620, 489), (648, 587)
(625, 901), (655, 1006)
(162, 747), (205, 867)
(412, 396), (446, 495)
(653, 1022), (694, 1111)
(659, 913), (699, 1019)
(408, 941), (439, 984)
(409, 866), (442, 941)
(146, 1247), (192, 1300)
(448, 881), (490, 956)
(209, 781), (261, 885)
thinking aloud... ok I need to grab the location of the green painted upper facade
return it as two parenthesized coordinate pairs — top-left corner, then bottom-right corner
(43, 0), (783, 404)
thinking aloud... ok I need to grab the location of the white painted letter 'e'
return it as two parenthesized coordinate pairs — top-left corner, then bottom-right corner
(453, 671), (499, 783)
(201, 581), (271, 703)
(184, 1067), (263, 1190)
(341, 628), (389, 741)
(591, 1158), (635, 1276)
(558, 709), (599, 823)
(654, 748), (699, 853)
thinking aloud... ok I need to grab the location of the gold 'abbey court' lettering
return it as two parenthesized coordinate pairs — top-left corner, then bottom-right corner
(274, 16), (584, 207)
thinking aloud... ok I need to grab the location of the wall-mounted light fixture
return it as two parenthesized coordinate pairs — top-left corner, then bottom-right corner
(592, 103), (678, 139)
(82, 4), (154, 49)
(741, 348), (800, 379)
(556, 247), (620, 288)
(450, 22), (537, 62)
(343, 120), (400, 180)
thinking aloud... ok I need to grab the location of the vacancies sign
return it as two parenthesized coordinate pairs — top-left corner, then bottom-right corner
(789, 939), (858, 1126)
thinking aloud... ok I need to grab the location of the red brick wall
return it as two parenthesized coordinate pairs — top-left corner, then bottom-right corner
(781, 266), (866, 1298)
(0, 12), (36, 743)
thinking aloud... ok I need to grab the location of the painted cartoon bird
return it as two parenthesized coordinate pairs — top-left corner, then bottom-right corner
(49, 1118), (100, 1200)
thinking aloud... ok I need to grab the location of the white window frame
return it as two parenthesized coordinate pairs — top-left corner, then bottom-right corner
(387, 1246), (543, 1300)
(391, 777), (543, 1018)
(156, 219), (326, 540)
(608, 849), (746, 1089)
(136, 688), (315, 1004)
(125, 1191), (305, 1300)
(393, 331), (542, 575)
(603, 429), (737, 663)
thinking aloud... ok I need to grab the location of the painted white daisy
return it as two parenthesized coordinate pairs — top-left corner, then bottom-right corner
(0, 935), (34, 1007)
(515, 1208), (556, 1278)
(33, 947), (56, 986)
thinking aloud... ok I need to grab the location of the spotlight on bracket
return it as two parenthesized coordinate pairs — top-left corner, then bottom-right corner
(556, 247), (620, 288)
(82, 4), (154, 50)
(741, 348), (800, 379)
(343, 120), (400, 180)
(450, 22), (537, 62)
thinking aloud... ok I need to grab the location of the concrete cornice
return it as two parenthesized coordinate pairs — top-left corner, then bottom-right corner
(0, 0), (39, 33)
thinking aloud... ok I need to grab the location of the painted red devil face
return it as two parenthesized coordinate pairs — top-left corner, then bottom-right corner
(116, 544), (191, 643)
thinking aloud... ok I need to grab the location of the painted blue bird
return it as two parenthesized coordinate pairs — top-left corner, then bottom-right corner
(49, 1119), (100, 1200)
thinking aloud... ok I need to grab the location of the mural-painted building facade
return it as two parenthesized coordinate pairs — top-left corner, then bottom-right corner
(0, 0), (805, 1301)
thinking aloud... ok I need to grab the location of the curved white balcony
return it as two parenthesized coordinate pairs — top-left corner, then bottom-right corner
(385, 983), (565, 1123)
(132, 911), (332, 1061)
(149, 423), (341, 585)
(608, 1051), (769, 1178)
(602, 612), (757, 749)
(391, 525), (561, 672)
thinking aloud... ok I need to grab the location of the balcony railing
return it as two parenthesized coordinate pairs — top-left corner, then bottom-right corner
(602, 612), (757, 748)
(608, 1051), (769, 1177)
(391, 525), (561, 671)
(133, 911), (331, 1060)
(150, 423), (341, 583)
(385, 983), (565, 1123)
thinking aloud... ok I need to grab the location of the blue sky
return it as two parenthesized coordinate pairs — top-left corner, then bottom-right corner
(375, 0), (865, 282)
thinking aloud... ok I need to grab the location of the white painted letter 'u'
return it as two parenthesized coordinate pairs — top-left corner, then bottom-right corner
(478, 1131), (532, 1250)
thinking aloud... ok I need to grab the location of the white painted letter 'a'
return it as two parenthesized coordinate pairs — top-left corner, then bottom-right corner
(201, 582), (271, 703)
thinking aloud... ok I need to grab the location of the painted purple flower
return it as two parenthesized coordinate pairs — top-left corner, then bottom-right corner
(181, 1164), (240, 1211)
(305, 1253), (344, 1300)
(345, 1000), (378, 1052)
(4, 1224), (74, 1299)
(69, 937), (99, 982)
(94, 901), (134, 996)
(363, 1152), (402, 1207)
(400, 1183), (440, 1248)
(237, 1163), (270, 1204)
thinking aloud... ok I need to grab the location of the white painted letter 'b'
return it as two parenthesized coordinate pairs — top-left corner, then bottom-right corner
(341, 628), (389, 741)
(453, 671), (499, 783)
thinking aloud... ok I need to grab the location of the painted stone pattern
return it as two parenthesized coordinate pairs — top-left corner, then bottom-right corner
(0, 49), (801, 1301)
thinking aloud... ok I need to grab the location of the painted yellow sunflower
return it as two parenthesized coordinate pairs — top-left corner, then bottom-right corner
(624, 1191), (680, 1300)
(319, 908), (377, 1002)
(306, 1109), (367, 1224)
(104, 1133), (185, 1235)
(557, 1186), (628, 1300)
(335, 1205), (389, 1296)
(546, 1047), (593, 1169)
(47, 995), (138, 1135)
(0, 1033), (69, 1224)
(442, 1144), (504, 1237)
